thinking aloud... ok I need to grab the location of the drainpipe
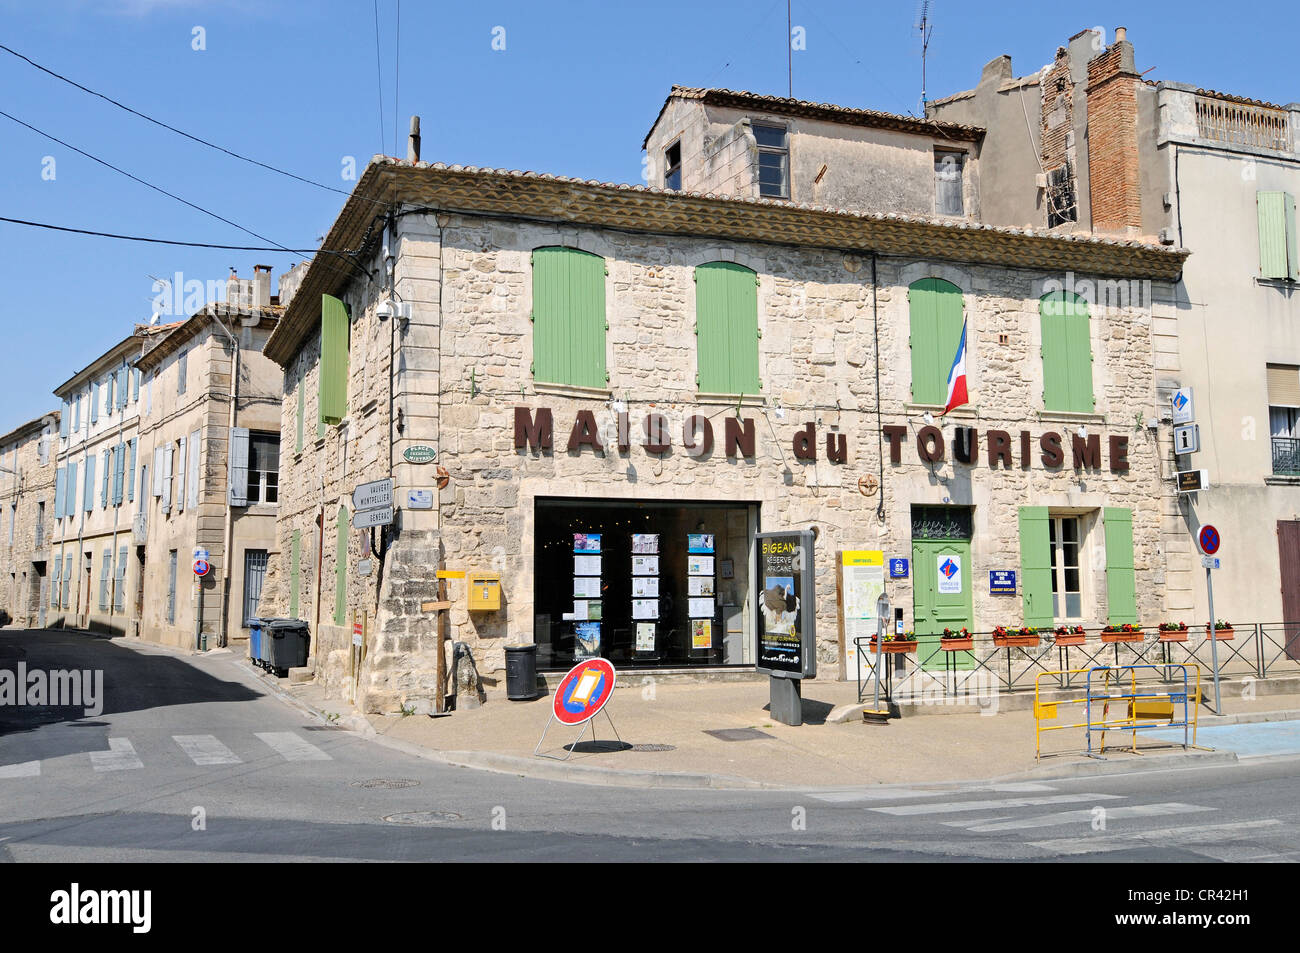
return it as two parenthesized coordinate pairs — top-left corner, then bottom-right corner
(210, 307), (240, 649)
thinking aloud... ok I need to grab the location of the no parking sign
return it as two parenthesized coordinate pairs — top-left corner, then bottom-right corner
(193, 559), (210, 577)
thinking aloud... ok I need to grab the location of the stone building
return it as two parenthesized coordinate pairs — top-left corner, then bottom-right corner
(930, 26), (1300, 633)
(256, 147), (1187, 713)
(132, 268), (283, 650)
(49, 326), (169, 633)
(0, 412), (59, 627)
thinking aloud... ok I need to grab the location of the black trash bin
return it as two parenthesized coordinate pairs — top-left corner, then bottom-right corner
(505, 643), (539, 700)
(267, 619), (311, 677)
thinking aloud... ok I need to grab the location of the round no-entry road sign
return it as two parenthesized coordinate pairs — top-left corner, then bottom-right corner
(552, 658), (616, 726)
(1197, 524), (1221, 556)
(193, 559), (211, 577)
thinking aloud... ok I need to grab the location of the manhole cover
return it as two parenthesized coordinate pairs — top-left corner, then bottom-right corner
(352, 778), (421, 789)
(631, 743), (676, 752)
(704, 728), (775, 742)
(382, 811), (462, 825)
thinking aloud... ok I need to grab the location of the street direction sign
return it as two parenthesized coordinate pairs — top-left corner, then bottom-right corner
(1171, 387), (1195, 425)
(551, 658), (617, 726)
(352, 478), (393, 511)
(352, 505), (394, 529)
(1198, 524), (1221, 556)
(1173, 423), (1200, 455)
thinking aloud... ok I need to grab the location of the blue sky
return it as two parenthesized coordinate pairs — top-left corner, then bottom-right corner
(0, 0), (1294, 428)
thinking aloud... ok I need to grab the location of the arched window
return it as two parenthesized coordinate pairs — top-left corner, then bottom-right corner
(531, 246), (607, 388)
(1039, 291), (1094, 413)
(695, 262), (760, 394)
(908, 277), (964, 405)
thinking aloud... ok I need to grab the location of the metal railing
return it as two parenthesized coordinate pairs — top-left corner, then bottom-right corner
(1195, 95), (1292, 152)
(1272, 436), (1300, 476)
(855, 624), (1300, 704)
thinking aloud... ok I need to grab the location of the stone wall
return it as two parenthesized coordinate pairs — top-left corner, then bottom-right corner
(0, 417), (58, 626)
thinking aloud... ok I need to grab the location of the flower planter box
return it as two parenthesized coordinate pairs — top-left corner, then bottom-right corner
(868, 641), (918, 655)
(1101, 631), (1144, 643)
(939, 638), (975, 652)
(1206, 627), (1235, 641)
(1053, 633), (1087, 647)
(992, 634), (1040, 648)
(1157, 630), (1188, 643)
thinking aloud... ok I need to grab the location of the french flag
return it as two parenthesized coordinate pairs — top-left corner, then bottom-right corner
(941, 319), (969, 416)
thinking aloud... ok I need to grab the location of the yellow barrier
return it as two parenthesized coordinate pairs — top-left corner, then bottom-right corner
(1033, 666), (1203, 761)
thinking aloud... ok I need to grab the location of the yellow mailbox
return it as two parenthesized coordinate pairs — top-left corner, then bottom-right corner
(467, 571), (502, 611)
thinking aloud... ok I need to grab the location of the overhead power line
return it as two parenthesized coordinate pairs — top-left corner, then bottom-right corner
(0, 215), (332, 252)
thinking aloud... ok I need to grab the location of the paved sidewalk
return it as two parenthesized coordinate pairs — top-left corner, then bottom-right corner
(281, 670), (1300, 789)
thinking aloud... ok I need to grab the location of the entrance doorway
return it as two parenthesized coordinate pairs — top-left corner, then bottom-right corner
(1279, 520), (1300, 661)
(911, 505), (974, 670)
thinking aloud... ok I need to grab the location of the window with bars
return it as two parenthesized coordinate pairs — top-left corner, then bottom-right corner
(243, 549), (269, 625)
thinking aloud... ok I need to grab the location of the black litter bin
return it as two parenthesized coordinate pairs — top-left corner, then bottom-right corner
(266, 619), (311, 677)
(505, 643), (539, 700)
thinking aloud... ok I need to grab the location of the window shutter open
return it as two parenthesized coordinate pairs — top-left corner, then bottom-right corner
(60, 403), (68, 438)
(117, 366), (128, 410)
(152, 446), (164, 496)
(1258, 191), (1298, 280)
(112, 444), (124, 505)
(90, 382), (100, 424)
(127, 438), (137, 502)
(228, 427), (250, 506)
(695, 262), (760, 394)
(54, 467), (66, 517)
(908, 278), (964, 405)
(319, 295), (350, 424)
(1103, 507), (1138, 624)
(188, 429), (200, 508)
(176, 436), (187, 512)
(1018, 507), (1054, 628)
(161, 445), (173, 513)
(289, 529), (301, 619)
(100, 449), (110, 508)
(531, 247), (607, 388)
(66, 461), (77, 517)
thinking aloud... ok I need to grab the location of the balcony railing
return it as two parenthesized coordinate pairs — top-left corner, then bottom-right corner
(1273, 436), (1300, 476)
(1195, 94), (1292, 152)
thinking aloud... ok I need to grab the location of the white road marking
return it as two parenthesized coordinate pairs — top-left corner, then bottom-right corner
(950, 802), (1214, 833)
(255, 732), (331, 762)
(812, 782), (1056, 803)
(173, 735), (242, 765)
(90, 738), (143, 772)
(1029, 819), (1283, 855)
(872, 792), (1119, 816)
(0, 761), (40, 778)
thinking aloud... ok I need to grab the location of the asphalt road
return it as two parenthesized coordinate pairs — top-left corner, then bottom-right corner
(2, 628), (1299, 863)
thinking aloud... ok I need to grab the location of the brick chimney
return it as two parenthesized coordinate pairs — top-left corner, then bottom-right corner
(1086, 27), (1143, 235)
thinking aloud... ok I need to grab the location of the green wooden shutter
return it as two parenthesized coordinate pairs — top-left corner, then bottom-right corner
(695, 262), (759, 393)
(319, 294), (350, 424)
(289, 530), (301, 619)
(532, 247), (606, 387)
(1018, 507), (1054, 627)
(334, 506), (348, 626)
(1103, 507), (1138, 624)
(909, 278), (963, 405)
(1258, 191), (1297, 280)
(1041, 292), (1094, 412)
(295, 364), (305, 453)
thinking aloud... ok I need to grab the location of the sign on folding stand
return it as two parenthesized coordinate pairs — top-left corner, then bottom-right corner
(533, 658), (622, 760)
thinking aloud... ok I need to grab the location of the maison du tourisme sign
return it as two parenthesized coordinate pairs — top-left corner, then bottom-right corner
(513, 407), (1133, 473)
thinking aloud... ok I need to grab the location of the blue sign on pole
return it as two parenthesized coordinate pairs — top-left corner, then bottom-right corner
(888, 558), (909, 579)
(989, 570), (1017, 594)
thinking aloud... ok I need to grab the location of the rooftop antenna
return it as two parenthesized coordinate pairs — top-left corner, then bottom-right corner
(916, 1), (934, 111)
(787, 0), (793, 98)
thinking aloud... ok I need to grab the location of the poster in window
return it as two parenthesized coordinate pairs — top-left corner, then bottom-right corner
(687, 533), (715, 554)
(632, 599), (658, 620)
(688, 576), (714, 597)
(631, 534), (659, 554)
(574, 554), (601, 576)
(578, 600), (602, 621)
(573, 533), (601, 553)
(691, 619), (712, 649)
(631, 576), (659, 597)
(573, 576), (601, 598)
(574, 622), (601, 659)
(635, 622), (656, 652)
(688, 597), (714, 618)
(688, 555), (714, 576)
(632, 555), (659, 576)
